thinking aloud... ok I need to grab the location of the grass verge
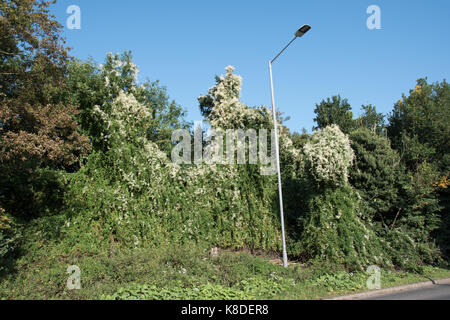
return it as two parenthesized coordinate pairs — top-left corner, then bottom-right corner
(1, 234), (449, 300)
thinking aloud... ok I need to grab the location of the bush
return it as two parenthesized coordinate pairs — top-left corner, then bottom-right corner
(295, 185), (392, 271)
(303, 125), (354, 187)
(59, 87), (281, 252)
(381, 228), (441, 272)
(349, 128), (443, 269)
(0, 208), (21, 272)
(0, 167), (67, 219)
(349, 128), (403, 223)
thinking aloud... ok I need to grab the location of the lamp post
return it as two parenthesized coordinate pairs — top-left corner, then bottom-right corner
(269, 24), (311, 268)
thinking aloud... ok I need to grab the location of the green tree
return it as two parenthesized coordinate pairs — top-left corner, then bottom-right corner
(388, 78), (450, 174)
(355, 104), (386, 135)
(387, 79), (449, 262)
(290, 129), (310, 150)
(349, 128), (442, 268)
(313, 95), (355, 134)
(61, 52), (189, 155)
(349, 128), (402, 225)
(295, 126), (391, 270)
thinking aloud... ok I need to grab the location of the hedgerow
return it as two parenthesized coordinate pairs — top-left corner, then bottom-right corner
(59, 63), (282, 252)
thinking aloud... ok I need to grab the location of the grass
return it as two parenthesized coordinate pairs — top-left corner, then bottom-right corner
(1, 215), (449, 300)
(1, 230), (449, 300)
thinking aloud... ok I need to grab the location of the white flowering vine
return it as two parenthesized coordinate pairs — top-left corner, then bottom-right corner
(303, 125), (354, 186)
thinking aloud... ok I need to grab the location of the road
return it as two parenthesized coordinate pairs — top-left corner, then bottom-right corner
(363, 283), (450, 300)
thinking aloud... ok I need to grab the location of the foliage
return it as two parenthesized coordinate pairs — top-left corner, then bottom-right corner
(313, 95), (355, 134)
(295, 185), (392, 271)
(0, 0), (89, 224)
(303, 125), (354, 187)
(437, 205), (450, 259)
(349, 128), (443, 268)
(355, 104), (386, 135)
(349, 128), (402, 222)
(381, 228), (441, 272)
(386, 78), (449, 261)
(0, 207), (20, 272)
(0, 167), (67, 219)
(396, 162), (442, 245)
(198, 66), (299, 161)
(307, 271), (367, 292)
(60, 66), (282, 252)
(61, 52), (189, 156)
(290, 129), (310, 150)
(0, 0), (90, 171)
(1, 215), (449, 300)
(102, 276), (293, 300)
(388, 79), (450, 174)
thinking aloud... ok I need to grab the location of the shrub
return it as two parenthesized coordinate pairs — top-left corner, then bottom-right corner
(349, 128), (403, 223)
(295, 185), (392, 271)
(0, 167), (67, 219)
(60, 86), (281, 252)
(0, 208), (20, 272)
(349, 128), (443, 269)
(303, 125), (354, 187)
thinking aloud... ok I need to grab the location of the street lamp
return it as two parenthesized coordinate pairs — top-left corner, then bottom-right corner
(269, 24), (311, 268)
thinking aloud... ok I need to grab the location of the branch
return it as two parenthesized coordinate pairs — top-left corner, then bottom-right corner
(0, 50), (15, 56)
(390, 208), (402, 231)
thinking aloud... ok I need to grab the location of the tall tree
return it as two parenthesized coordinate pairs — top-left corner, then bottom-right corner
(313, 95), (355, 134)
(0, 0), (90, 170)
(0, 0), (90, 219)
(61, 52), (189, 155)
(388, 78), (450, 174)
(355, 104), (386, 135)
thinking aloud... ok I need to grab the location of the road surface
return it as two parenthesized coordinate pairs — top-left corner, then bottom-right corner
(363, 283), (450, 300)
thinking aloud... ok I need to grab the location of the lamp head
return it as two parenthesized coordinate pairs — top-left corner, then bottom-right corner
(295, 25), (311, 38)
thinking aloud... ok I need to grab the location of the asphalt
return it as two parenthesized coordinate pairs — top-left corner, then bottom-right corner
(330, 278), (450, 300)
(363, 283), (450, 300)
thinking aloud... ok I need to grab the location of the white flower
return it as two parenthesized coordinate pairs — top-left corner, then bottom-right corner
(304, 125), (354, 186)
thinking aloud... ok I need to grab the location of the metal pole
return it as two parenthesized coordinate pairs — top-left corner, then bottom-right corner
(271, 37), (296, 64)
(269, 61), (288, 268)
(267, 26), (310, 267)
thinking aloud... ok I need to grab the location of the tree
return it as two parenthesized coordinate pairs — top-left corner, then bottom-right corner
(349, 128), (442, 268)
(290, 129), (309, 150)
(349, 128), (403, 224)
(388, 78), (450, 174)
(355, 104), (386, 135)
(313, 95), (355, 134)
(0, 0), (90, 219)
(387, 79), (449, 263)
(0, 0), (90, 170)
(296, 126), (391, 271)
(61, 52), (189, 155)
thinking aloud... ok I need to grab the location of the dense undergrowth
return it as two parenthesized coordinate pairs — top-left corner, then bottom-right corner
(1, 224), (448, 300)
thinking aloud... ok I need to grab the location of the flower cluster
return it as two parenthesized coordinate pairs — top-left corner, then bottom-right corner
(303, 125), (354, 186)
(198, 66), (301, 177)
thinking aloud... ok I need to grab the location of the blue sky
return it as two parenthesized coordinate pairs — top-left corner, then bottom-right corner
(52, 0), (450, 133)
